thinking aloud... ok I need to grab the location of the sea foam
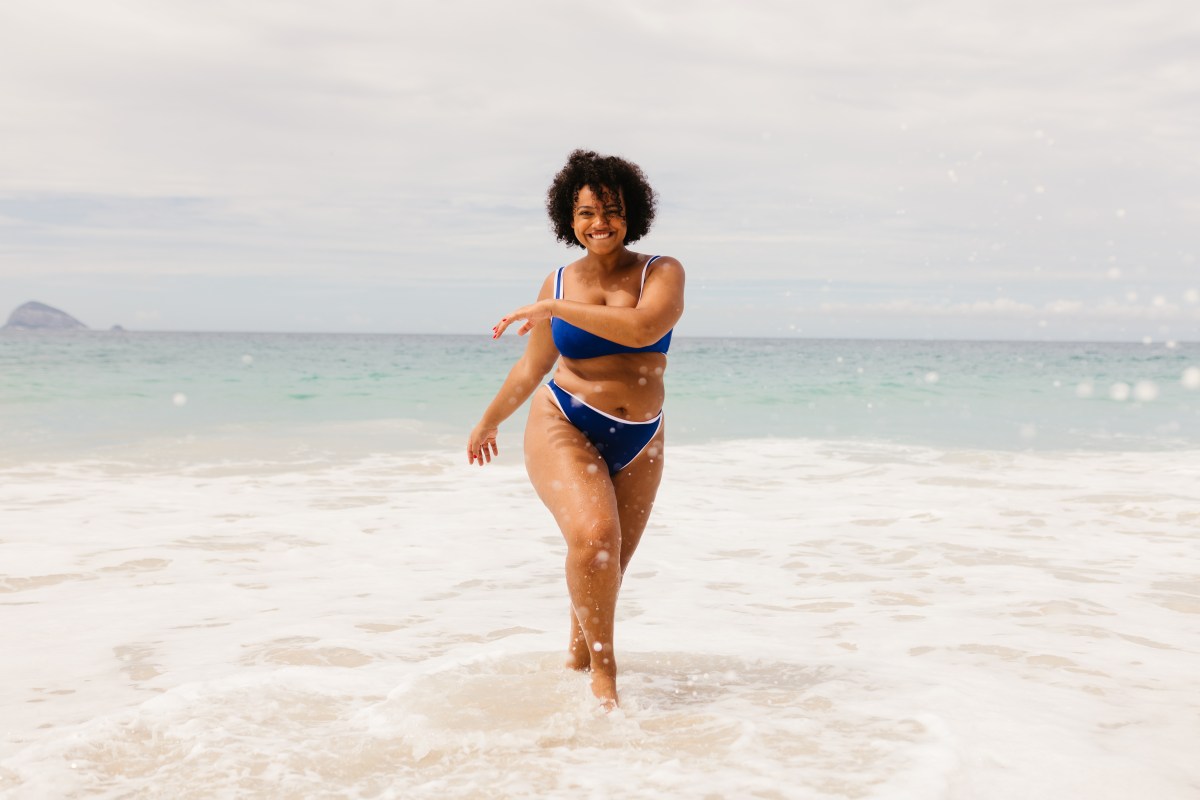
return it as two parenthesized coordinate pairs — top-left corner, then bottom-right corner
(1, 439), (1197, 798)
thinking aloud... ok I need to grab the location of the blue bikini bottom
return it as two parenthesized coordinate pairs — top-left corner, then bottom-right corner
(546, 380), (662, 475)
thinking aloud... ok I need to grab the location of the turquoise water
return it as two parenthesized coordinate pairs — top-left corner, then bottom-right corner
(1, 331), (1197, 460)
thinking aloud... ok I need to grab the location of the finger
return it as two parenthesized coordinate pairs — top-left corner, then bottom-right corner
(517, 320), (534, 336)
(490, 440), (498, 457)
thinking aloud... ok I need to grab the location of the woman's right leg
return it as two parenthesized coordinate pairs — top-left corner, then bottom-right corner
(524, 387), (623, 707)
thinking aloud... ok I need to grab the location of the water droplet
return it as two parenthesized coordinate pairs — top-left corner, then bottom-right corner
(172, 393), (188, 407)
(596, 550), (610, 562)
(241, 354), (254, 365)
(586, 463), (599, 475)
(1133, 381), (1159, 402)
(647, 446), (659, 458)
(1109, 382), (1131, 402)
(638, 377), (647, 386)
(924, 371), (939, 384)
(593, 642), (604, 652)
(1182, 367), (1200, 390)
(1075, 381), (1094, 398)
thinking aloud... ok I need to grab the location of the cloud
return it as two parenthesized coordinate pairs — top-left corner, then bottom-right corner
(1, 0), (1197, 335)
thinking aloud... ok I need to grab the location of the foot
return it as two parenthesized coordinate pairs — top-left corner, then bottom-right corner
(590, 671), (618, 709)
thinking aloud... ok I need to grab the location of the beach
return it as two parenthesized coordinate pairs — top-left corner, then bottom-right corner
(1, 333), (1198, 798)
(2, 438), (1198, 798)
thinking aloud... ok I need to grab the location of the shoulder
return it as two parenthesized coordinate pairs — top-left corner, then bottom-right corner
(645, 255), (684, 280)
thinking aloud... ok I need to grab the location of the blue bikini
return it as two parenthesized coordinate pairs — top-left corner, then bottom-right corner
(551, 257), (672, 359)
(546, 256), (670, 475)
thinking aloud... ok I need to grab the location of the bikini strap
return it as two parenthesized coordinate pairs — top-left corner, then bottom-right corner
(555, 266), (565, 300)
(639, 255), (661, 296)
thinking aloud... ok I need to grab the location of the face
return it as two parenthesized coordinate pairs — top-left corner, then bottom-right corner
(572, 185), (627, 252)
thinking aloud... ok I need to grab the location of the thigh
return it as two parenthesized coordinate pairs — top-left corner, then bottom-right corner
(524, 387), (620, 537)
(611, 420), (665, 571)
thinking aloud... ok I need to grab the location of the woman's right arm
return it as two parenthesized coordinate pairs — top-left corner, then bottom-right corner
(468, 272), (559, 466)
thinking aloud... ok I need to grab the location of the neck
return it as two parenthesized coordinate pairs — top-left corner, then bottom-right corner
(582, 246), (636, 273)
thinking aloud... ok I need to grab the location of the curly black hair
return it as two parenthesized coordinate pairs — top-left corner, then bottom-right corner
(545, 149), (657, 248)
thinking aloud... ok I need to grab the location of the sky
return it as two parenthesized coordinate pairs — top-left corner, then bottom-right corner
(1, 0), (1198, 341)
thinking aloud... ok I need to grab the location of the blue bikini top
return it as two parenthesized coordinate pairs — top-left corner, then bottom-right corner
(551, 256), (673, 360)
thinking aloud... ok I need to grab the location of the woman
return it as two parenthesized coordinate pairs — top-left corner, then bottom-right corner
(467, 149), (685, 709)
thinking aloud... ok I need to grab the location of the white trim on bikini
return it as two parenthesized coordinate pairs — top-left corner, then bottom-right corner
(639, 254), (661, 295)
(555, 255), (662, 302)
(545, 381), (663, 427)
(544, 382), (664, 470)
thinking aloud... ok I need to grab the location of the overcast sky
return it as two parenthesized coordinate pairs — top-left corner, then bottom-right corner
(2, 0), (1197, 340)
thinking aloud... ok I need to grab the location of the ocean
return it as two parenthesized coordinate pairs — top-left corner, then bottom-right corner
(2, 332), (1198, 798)
(2, 332), (1198, 461)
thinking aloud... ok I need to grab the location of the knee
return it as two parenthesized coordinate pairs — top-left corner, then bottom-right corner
(566, 519), (620, 572)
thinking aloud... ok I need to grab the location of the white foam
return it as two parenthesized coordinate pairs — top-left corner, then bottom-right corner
(1, 440), (1198, 798)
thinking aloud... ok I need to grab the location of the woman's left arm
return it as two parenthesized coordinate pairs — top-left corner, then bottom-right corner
(493, 257), (685, 346)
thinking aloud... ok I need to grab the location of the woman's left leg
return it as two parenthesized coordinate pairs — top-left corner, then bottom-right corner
(524, 389), (624, 705)
(563, 422), (665, 670)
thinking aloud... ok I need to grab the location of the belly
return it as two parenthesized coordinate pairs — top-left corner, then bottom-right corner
(553, 353), (667, 422)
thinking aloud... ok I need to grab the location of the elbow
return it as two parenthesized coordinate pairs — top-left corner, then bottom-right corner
(518, 354), (555, 381)
(631, 325), (667, 348)
(631, 309), (680, 347)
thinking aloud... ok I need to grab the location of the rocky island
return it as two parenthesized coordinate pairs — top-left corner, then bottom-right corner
(2, 301), (89, 331)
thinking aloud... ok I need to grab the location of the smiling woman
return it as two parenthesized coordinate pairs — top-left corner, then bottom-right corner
(467, 149), (685, 709)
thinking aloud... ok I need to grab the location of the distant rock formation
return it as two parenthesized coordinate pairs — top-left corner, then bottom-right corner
(2, 301), (88, 331)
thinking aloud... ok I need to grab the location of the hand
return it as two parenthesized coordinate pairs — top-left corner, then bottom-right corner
(492, 300), (553, 339)
(467, 422), (499, 466)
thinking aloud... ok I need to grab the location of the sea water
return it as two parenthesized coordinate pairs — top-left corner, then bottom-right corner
(2, 332), (1198, 460)
(1, 332), (1198, 799)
